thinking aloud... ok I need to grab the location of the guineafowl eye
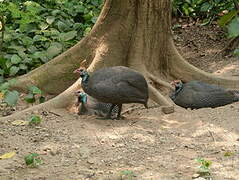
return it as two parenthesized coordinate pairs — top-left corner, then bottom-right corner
(78, 92), (87, 103)
(75, 90), (81, 96)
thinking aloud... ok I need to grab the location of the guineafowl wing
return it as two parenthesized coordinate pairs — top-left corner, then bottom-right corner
(86, 76), (148, 104)
(173, 87), (237, 109)
(84, 66), (148, 105)
(185, 81), (226, 92)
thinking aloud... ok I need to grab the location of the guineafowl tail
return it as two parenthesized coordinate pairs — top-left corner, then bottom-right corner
(230, 90), (239, 101)
(144, 102), (148, 109)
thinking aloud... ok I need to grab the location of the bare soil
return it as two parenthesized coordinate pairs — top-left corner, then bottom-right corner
(0, 21), (239, 180)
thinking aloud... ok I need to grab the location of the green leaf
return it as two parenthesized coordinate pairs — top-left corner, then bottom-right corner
(83, 13), (93, 22)
(33, 35), (48, 42)
(11, 55), (22, 64)
(8, 45), (26, 51)
(9, 66), (20, 76)
(46, 42), (63, 59)
(73, 23), (83, 30)
(84, 27), (92, 36)
(25, 153), (41, 166)
(19, 64), (28, 70)
(46, 16), (55, 24)
(0, 76), (4, 84)
(28, 115), (42, 125)
(75, 5), (85, 13)
(234, 48), (239, 56)
(24, 93), (36, 103)
(0, 82), (10, 91)
(28, 46), (38, 53)
(28, 86), (42, 95)
(218, 10), (239, 27)
(91, 16), (98, 23)
(25, 153), (38, 165)
(39, 23), (49, 31)
(200, 2), (212, 12)
(18, 50), (27, 59)
(21, 36), (33, 46)
(32, 51), (45, 59)
(51, 9), (61, 16)
(5, 61), (12, 69)
(91, 0), (100, 6)
(57, 21), (69, 32)
(227, 16), (239, 38)
(59, 31), (77, 41)
(39, 96), (45, 103)
(4, 90), (19, 106)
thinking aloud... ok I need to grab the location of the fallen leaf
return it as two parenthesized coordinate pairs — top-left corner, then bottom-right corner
(0, 92), (4, 99)
(11, 120), (29, 126)
(0, 152), (16, 159)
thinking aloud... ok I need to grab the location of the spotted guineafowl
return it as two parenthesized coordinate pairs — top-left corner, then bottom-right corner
(75, 91), (119, 118)
(74, 65), (148, 119)
(170, 80), (239, 109)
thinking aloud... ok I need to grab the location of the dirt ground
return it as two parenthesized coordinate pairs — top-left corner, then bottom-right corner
(0, 20), (239, 180)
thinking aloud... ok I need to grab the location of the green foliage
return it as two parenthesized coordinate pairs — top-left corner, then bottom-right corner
(218, 9), (239, 56)
(120, 170), (137, 180)
(0, 0), (102, 77)
(172, 0), (237, 25)
(0, 78), (19, 106)
(28, 115), (42, 125)
(24, 153), (42, 167)
(24, 85), (45, 104)
(227, 16), (239, 38)
(234, 48), (239, 56)
(196, 158), (212, 173)
(4, 90), (19, 106)
(218, 10), (238, 27)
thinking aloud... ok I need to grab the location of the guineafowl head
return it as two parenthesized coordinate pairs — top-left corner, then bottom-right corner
(74, 68), (89, 83)
(75, 91), (87, 103)
(171, 80), (183, 92)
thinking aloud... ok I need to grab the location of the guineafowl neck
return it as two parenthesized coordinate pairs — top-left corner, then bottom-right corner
(82, 74), (89, 83)
(80, 103), (88, 114)
(176, 84), (183, 92)
(174, 84), (183, 96)
(81, 74), (90, 92)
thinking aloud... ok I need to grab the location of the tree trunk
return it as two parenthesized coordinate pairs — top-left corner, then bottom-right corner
(6, 0), (239, 119)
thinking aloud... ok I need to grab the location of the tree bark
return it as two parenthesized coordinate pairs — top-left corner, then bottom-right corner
(5, 0), (239, 119)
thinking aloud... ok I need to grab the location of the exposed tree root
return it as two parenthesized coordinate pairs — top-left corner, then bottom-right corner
(148, 84), (174, 114)
(146, 71), (174, 90)
(1, 79), (81, 121)
(169, 39), (239, 89)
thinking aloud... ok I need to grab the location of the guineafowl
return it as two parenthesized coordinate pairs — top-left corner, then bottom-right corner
(74, 66), (148, 119)
(75, 91), (119, 118)
(170, 80), (239, 109)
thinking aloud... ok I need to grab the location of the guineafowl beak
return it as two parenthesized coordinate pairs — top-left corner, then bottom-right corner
(170, 80), (177, 88)
(73, 68), (81, 74)
(73, 68), (87, 78)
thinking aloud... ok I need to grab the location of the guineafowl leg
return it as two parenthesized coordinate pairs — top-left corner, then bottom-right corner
(105, 104), (116, 119)
(116, 104), (122, 120)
